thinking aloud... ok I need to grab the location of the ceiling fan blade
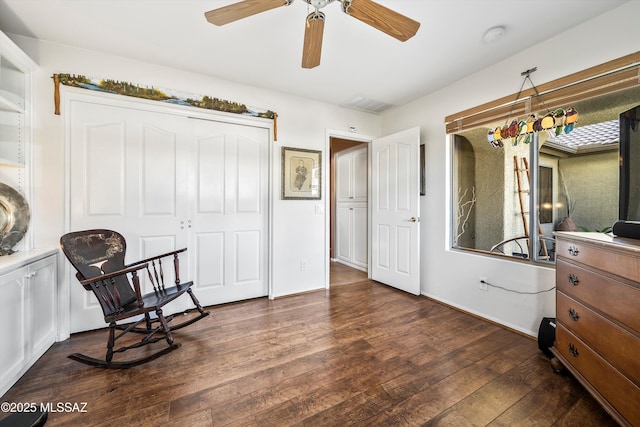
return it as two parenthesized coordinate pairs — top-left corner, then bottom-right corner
(342, 0), (420, 42)
(205, 0), (291, 26)
(302, 11), (325, 69)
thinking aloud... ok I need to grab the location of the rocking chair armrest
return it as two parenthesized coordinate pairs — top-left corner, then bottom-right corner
(79, 263), (149, 287)
(125, 248), (188, 268)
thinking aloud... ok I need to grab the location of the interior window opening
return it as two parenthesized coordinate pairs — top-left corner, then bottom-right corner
(452, 86), (640, 264)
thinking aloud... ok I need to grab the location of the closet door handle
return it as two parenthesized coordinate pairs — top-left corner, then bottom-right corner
(408, 217), (420, 222)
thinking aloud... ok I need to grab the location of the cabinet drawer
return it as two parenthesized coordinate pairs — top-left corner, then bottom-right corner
(556, 238), (640, 282)
(557, 292), (640, 383)
(556, 325), (640, 426)
(556, 259), (640, 333)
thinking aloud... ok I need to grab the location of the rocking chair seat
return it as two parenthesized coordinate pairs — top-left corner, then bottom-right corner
(105, 280), (194, 323)
(60, 229), (209, 368)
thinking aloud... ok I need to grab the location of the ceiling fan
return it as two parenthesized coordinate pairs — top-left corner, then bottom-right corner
(204, 0), (420, 68)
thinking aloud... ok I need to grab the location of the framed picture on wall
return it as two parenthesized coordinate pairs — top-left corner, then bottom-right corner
(281, 147), (322, 200)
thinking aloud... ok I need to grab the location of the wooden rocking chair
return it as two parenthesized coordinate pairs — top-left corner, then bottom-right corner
(60, 229), (209, 368)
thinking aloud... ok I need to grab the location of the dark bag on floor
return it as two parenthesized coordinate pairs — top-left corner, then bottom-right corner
(538, 317), (556, 358)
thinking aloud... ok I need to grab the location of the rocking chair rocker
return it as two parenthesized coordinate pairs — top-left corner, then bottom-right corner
(60, 229), (209, 368)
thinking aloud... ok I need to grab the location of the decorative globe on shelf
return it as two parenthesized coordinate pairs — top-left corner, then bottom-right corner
(0, 182), (30, 255)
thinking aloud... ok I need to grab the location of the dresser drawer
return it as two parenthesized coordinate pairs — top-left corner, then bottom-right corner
(556, 325), (640, 426)
(557, 292), (640, 383)
(556, 259), (640, 333)
(556, 237), (640, 282)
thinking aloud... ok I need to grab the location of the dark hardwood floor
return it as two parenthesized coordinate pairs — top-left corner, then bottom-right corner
(1, 264), (616, 426)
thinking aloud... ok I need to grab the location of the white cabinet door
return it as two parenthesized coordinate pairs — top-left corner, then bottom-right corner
(352, 148), (368, 202)
(0, 252), (57, 398)
(336, 153), (353, 203)
(28, 255), (57, 359)
(335, 205), (368, 270)
(352, 205), (368, 268)
(336, 205), (354, 262)
(0, 267), (27, 395)
(336, 146), (367, 203)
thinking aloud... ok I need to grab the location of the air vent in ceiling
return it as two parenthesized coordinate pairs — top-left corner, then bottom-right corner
(342, 96), (393, 114)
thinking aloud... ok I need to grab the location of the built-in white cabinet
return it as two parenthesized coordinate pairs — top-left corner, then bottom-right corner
(0, 250), (58, 398)
(335, 146), (368, 271)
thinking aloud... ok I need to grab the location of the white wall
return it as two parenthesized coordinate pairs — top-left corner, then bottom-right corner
(381, 1), (640, 336)
(7, 35), (381, 332)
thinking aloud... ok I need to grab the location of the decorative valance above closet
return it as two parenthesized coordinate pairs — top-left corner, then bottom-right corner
(52, 73), (279, 140)
(445, 51), (640, 134)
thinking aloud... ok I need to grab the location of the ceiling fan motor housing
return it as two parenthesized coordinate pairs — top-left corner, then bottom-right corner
(302, 0), (337, 10)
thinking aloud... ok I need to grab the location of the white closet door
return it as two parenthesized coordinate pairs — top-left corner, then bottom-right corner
(188, 118), (269, 305)
(68, 100), (191, 332)
(67, 98), (270, 332)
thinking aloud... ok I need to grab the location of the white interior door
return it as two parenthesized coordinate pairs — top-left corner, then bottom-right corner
(370, 127), (420, 295)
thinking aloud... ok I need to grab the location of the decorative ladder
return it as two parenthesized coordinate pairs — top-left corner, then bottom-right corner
(514, 156), (549, 260)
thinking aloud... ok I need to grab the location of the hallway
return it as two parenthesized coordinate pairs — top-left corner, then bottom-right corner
(330, 261), (367, 286)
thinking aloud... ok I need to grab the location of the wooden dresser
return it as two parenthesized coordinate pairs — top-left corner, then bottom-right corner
(552, 232), (640, 427)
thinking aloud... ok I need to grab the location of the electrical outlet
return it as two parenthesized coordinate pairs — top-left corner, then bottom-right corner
(300, 259), (307, 271)
(479, 276), (488, 291)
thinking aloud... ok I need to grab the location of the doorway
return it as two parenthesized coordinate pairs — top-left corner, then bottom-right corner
(329, 136), (369, 285)
(326, 127), (421, 293)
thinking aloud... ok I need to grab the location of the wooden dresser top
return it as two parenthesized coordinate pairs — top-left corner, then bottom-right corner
(555, 232), (640, 257)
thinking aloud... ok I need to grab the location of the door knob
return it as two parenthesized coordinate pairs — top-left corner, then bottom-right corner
(409, 217), (420, 222)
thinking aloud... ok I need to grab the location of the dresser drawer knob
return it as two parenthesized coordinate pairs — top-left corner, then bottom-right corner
(568, 308), (580, 321)
(568, 274), (580, 286)
(568, 343), (579, 357)
(567, 245), (580, 256)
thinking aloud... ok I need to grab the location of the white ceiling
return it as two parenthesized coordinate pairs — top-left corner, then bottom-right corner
(0, 0), (630, 112)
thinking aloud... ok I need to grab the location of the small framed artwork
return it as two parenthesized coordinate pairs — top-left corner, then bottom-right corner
(281, 147), (322, 200)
